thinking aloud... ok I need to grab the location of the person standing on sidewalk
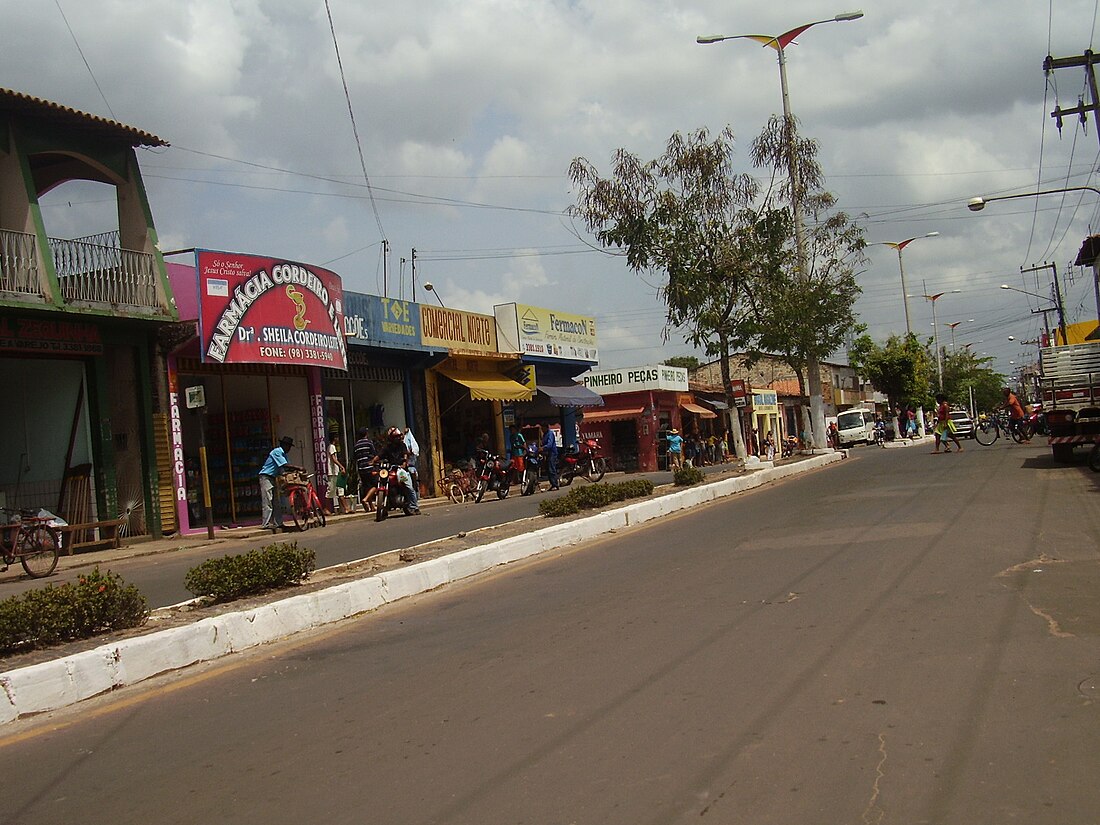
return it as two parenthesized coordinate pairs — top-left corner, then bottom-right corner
(259, 435), (295, 530)
(353, 427), (379, 511)
(541, 423), (560, 490)
(326, 434), (346, 514)
(666, 428), (683, 470)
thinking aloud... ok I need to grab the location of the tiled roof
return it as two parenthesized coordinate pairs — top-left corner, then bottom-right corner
(0, 87), (167, 147)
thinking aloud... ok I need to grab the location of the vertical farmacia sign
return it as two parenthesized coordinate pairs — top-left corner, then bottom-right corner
(197, 250), (347, 370)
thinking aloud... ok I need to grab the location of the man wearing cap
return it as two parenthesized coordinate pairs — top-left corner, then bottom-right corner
(259, 435), (295, 530)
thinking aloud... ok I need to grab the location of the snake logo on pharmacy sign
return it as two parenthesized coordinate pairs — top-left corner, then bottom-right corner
(197, 249), (347, 370)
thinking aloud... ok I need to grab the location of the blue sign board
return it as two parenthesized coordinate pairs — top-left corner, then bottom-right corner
(342, 292), (428, 351)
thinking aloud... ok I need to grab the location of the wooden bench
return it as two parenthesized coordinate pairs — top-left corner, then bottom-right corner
(59, 517), (125, 555)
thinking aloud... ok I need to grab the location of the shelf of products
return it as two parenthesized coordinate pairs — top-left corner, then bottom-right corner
(206, 408), (271, 522)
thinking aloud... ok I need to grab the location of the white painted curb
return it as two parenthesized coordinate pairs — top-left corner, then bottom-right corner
(0, 453), (842, 724)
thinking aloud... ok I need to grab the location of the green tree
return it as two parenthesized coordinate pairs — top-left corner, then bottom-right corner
(849, 332), (934, 416)
(663, 355), (702, 371)
(940, 348), (1004, 412)
(569, 126), (760, 458)
(747, 115), (865, 446)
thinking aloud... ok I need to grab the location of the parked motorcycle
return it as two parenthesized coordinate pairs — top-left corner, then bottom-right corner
(375, 461), (415, 521)
(1026, 405), (1048, 437)
(781, 436), (799, 458)
(520, 442), (542, 496)
(559, 438), (607, 486)
(474, 450), (511, 502)
(873, 426), (887, 447)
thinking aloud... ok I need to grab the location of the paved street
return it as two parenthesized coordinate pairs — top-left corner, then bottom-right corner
(3, 439), (1099, 824)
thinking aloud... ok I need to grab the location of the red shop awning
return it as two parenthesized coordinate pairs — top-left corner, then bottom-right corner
(680, 402), (717, 419)
(581, 406), (644, 423)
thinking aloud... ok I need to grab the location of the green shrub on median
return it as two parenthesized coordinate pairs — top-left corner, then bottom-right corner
(673, 465), (706, 486)
(0, 568), (148, 656)
(538, 479), (655, 517)
(184, 541), (316, 604)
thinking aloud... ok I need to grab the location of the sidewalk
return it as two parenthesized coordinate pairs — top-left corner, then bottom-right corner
(1, 452), (846, 725)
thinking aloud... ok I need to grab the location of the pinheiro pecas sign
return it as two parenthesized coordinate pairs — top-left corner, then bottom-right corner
(579, 364), (688, 394)
(493, 303), (598, 362)
(196, 249), (347, 369)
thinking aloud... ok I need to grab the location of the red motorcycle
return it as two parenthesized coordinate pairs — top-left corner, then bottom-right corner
(559, 438), (607, 485)
(473, 450), (511, 502)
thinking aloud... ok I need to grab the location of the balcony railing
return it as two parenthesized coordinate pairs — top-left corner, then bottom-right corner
(0, 229), (43, 296)
(49, 230), (161, 310)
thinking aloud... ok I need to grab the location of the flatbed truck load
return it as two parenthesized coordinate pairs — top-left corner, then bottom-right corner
(1039, 342), (1100, 461)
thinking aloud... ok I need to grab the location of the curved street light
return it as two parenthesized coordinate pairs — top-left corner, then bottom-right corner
(1000, 284), (1061, 344)
(423, 282), (446, 307)
(908, 289), (960, 389)
(872, 232), (939, 334)
(697, 11), (864, 450)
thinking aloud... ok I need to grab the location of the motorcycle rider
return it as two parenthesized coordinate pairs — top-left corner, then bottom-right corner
(873, 415), (887, 445)
(382, 427), (420, 514)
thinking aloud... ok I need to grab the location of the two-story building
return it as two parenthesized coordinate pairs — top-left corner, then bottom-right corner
(0, 88), (178, 544)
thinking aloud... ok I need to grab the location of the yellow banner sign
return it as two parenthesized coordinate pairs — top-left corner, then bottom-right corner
(419, 305), (498, 354)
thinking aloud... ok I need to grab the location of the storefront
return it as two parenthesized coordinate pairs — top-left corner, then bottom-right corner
(0, 315), (161, 538)
(750, 389), (782, 448)
(323, 292), (432, 483)
(494, 302), (602, 454)
(167, 250), (346, 533)
(578, 364), (689, 472)
(420, 304), (532, 479)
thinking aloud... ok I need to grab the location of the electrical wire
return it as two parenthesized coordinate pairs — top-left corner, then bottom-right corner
(323, 0), (386, 242)
(54, 0), (115, 121)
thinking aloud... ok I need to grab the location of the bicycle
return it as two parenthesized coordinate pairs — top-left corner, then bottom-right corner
(1, 509), (61, 578)
(283, 469), (327, 531)
(974, 413), (1033, 446)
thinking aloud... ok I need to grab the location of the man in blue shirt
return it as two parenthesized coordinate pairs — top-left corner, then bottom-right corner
(541, 423), (560, 490)
(259, 435), (295, 529)
(666, 428), (683, 470)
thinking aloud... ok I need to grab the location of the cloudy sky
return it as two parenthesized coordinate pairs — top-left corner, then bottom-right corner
(5, 1), (1100, 375)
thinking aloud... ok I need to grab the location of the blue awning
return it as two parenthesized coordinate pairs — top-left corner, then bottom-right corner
(538, 380), (605, 408)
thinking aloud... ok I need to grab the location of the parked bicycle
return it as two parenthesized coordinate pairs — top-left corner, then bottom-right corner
(974, 413), (1033, 446)
(283, 469), (327, 531)
(439, 462), (479, 504)
(1, 508), (61, 578)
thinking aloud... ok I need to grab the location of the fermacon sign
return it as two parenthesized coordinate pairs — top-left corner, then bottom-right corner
(494, 303), (598, 362)
(197, 249), (347, 369)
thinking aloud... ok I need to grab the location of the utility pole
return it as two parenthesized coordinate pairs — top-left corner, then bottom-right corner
(382, 239), (390, 298)
(411, 248), (418, 302)
(1020, 262), (1068, 344)
(1046, 50), (1100, 148)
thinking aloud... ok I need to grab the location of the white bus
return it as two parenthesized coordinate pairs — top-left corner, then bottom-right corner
(835, 408), (876, 446)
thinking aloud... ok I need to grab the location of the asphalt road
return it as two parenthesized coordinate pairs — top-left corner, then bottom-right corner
(3, 439), (1100, 824)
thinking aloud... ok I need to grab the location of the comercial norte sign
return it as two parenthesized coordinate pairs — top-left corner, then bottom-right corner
(197, 249), (347, 369)
(494, 302), (598, 362)
(419, 305), (497, 354)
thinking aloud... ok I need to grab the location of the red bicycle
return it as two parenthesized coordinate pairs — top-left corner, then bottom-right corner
(1, 508), (61, 578)
(283, 469), (327, 531)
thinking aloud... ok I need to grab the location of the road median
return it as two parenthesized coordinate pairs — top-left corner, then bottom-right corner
(0, 452), (844, 725)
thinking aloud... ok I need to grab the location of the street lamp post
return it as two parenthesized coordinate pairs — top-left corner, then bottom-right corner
(943, 319), (973, 350)
(969, 186), (1100, 328)
(1000, 284), (1059, 343)
(423, 281), (446, 307)
(698, 11), (863, 450)
(874, 232), (940, 335)
(910, 288), (961, 389)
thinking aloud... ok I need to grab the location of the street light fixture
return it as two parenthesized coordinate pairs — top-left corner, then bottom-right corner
(872, 232), (940, 335)
(970, 186), (1098, 328)
(967, 185), (1100, 211)
(1000, 284), (1061, 343)
(423, 282), (446, 307)
(943, 319), (973, 350)
(697, 10), (863, 450)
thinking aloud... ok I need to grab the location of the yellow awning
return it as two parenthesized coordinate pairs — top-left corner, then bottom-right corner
(437, 367), (534, 402)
